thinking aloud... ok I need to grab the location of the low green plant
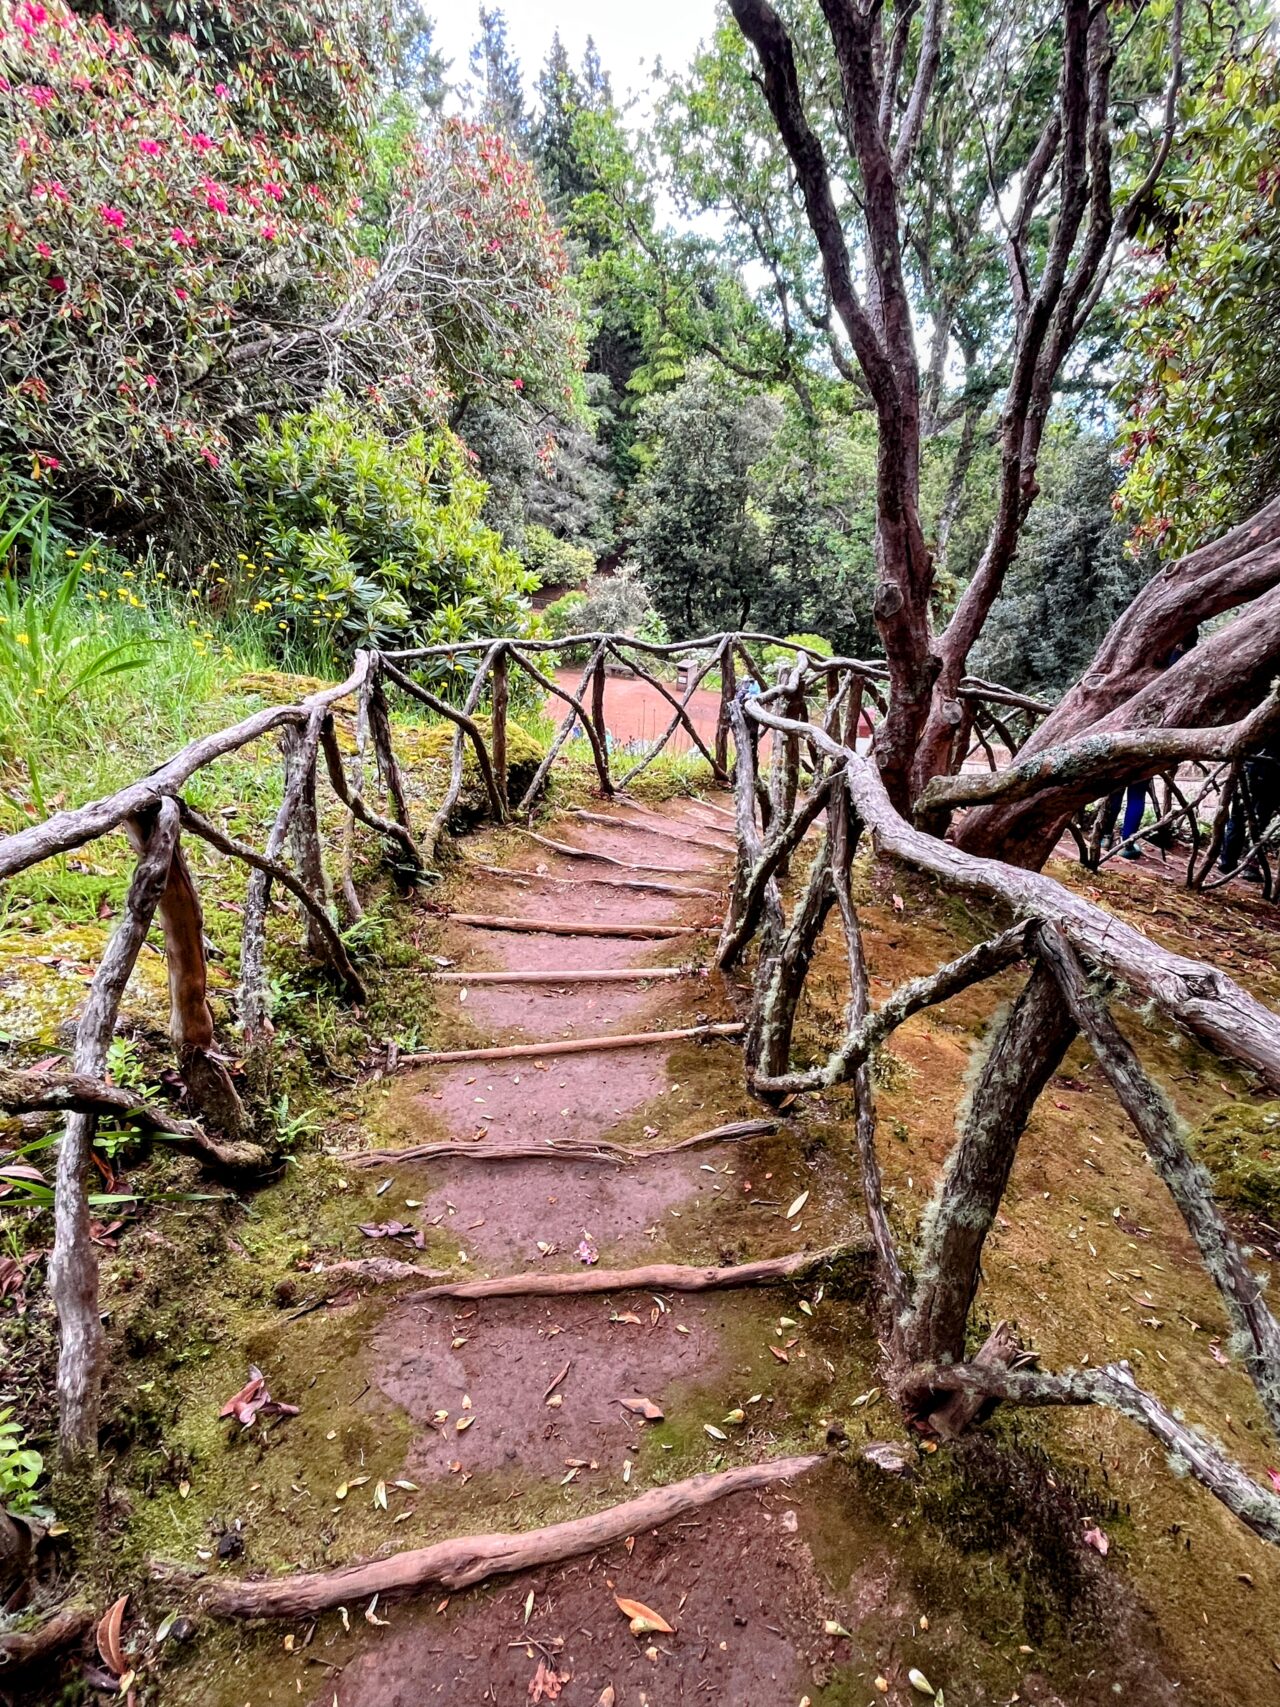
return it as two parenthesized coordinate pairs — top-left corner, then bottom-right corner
(761, 631), (833, 672)
(0, 501), (148, 781)
(0, 1405), (46, 1517)
(522, 525), (594, 591)
(233, 400), (538, 659)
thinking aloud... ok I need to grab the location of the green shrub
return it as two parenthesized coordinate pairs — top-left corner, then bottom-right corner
(543, 590), (588, 640)
(762, 631), (833, 672)
(522, 525), (594, 591)
(234, 402), (537, 659)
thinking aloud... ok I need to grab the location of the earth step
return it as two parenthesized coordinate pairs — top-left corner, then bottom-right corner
(523, 830), (708, 876)
(447, 914), (709, 938)
(464, 859), (718, 898)
(571, 807), (730, 854)
(394, 1020), (744, 1067)
(197, 1456), (827, 1619)
(429, 966), (696, 984)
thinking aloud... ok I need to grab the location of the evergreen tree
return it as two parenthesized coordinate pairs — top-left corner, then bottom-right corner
(384, 1), (449, 110)
(972, 433), (1154, 697)
(469, 6), (528, 143)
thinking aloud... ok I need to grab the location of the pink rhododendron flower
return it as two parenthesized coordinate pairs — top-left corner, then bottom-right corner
(26, 85), (56, 108)
(204, 188), (228, 214)
(200, 446), (220, 467)
(171, 226), (195, 247)
(191, 131), (215, 151)
(213, 82), (229, 98)
(34, 240), (51, 259)
(260, 224), (278, 240)
(99, 205), (126, 229)
(139, 139), (162, 156)
(143, 374), (158, 388)
(262, 180), (284, 201)
(46, 274), (66, 292)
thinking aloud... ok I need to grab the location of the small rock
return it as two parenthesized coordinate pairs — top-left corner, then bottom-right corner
(861, 1440), (914, 1477)
(780, 1509), (799, 1534)
(216, 1531), (245, 1560)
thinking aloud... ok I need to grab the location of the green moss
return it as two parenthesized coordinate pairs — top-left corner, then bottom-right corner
(1192, 1098), (1280, 1213)
(0, 922), (173, 1049)
(396, 715), (545, 828)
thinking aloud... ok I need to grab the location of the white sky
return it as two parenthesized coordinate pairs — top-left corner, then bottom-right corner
(431, 1), (720, 112)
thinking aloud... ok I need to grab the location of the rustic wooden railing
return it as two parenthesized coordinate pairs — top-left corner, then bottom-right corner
(718, 659), (1280, 1548)
(4, 631), (1280, 1553)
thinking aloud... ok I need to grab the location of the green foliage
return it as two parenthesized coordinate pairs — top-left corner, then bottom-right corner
(972, 433), (1154, 697)
(521, 525), (594, 590)
(762, 633), (833, 670)
(0, 502), (147, 771)
(542, 588), (587, 639)
(1, 0), (375, 493)
(1117, 56), (1280, 553)
(628, 365), (877, 650)
(233, 401), (536, 658)
(0, 1405), (45, 1515)
(574, 566), (667, 645)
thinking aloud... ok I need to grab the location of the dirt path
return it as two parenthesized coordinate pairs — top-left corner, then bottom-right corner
(171, 794), (1235, 1707)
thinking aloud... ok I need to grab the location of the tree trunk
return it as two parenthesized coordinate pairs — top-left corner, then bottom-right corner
(956, 572), (1280, 866)
(903, 962), (1076, 1367)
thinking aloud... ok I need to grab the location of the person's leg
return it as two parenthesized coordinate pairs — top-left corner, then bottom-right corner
(1098, 790), (1123, 849)
(1119, 784), (1146, 858)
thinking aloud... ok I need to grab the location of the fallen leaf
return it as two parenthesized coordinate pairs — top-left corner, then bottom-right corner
(528, 1658), (563, 1701)
(610, 1311), (642, 1326)
(576, 1238), (599, 1265)
(704, 1424), (727, 1441)
(524, 1589), (535, 1624)
(365, 1593), (389, 1627)
(784, 1190), (809, 1220)
(615, 1595), (674, 1636)
(618, 1396), (664, 1421)
(769, 1345), (790, 1363)
(908, 1669), (935, 1696)
(596, 1689), (616, 1707)
(374, 1480), (388, 1510)
(1083, 1525), (1109, 1556)
(824, 1619), (852, 1637)
(456, 1414), (475, 1432)
(97, 1594), (128, 1676)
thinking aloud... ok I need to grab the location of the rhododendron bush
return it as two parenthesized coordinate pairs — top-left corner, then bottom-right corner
(0, 0), (582, 536)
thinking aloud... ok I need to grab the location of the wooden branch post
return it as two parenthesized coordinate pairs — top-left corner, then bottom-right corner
(903, 961), (1076, 1373)
(50, 800), (179, 1462)
(716, 640), (737, 774)
(490, 644), (509, 815)
(282, 723), (332, 962)
(145, 827), (251, 1140)
(366, 670), (413, 834)
(590, 651), (610, 793)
